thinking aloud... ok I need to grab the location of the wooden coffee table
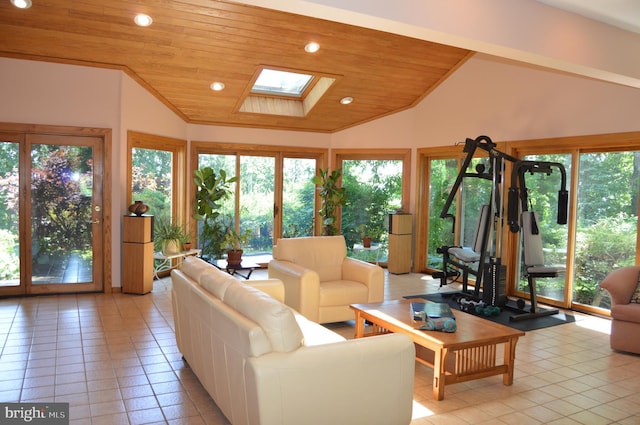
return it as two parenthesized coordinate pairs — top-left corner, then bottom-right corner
(351, 299), (525, 400)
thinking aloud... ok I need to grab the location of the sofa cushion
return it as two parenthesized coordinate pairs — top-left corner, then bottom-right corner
(200, 267), (236, 300)
(630, 273), (640, 303)
(320, 280), (369, 306)
(224, 281), (303, 353)
(180, 256), (216, 285)
(273, 236), (346, 282)
(611, 303), (640, 323)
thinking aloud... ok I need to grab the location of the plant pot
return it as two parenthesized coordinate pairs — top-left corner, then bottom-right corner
(183, 242), (192, 251)
(362, 237), (372, 248)
(162, 239), (181, 255)
(226, 249), (243, 267)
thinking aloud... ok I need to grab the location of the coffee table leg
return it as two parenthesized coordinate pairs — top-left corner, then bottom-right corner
(503, 337), (519, 385)
(433, 347), (447, 400)
(354, 312), (365, 338)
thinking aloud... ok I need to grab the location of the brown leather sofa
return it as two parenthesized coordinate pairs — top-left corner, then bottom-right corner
(599, 265), (640, 354)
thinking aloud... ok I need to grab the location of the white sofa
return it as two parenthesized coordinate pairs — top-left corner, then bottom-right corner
(268, 235), (384, 323)
(171, 256), (415, 425)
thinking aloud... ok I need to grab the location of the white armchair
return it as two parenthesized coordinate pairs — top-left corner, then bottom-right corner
(268, 236), (384, 323)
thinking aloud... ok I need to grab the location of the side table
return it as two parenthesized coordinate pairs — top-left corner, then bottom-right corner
(353, 243), (380, 264)
(211, 259), (260, 279)
(153, 249), (201, 279)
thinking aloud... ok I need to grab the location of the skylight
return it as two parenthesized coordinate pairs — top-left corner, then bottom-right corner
(251, 69), (314, 97)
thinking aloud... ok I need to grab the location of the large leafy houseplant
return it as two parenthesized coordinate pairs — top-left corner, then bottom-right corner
(192, 167), (237, 259)
(312, 168), (347, 236)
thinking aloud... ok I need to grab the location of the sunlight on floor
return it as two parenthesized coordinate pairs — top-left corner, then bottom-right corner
(576, 314), (612, 334)
(411, 400), (435, 420)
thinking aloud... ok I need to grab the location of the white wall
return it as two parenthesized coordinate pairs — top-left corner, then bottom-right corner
(412, 54), (640, 144)
(0, 58), (121, 127)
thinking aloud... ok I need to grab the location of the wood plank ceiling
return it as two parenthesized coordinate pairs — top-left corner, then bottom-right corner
(0, 0), (472, 132)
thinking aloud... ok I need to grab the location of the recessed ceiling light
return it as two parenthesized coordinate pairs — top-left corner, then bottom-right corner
(340, 97), (353, 105)
(304, 42), (320, 53)
(210, 82), (225, 91)
(10, 0), (32, 8)
(134, 14), (153, 27)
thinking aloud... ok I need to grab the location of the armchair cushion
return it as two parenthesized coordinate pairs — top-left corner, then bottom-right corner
(273, 236), (346, 282)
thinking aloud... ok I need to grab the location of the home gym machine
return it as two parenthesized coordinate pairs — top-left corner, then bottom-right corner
(434, 135), (569, 320)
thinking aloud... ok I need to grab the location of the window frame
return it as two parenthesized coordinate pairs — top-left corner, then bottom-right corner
(126, 131), (188, 225)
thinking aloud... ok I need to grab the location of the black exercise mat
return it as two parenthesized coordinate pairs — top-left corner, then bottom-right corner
(404, 292), (575, 332)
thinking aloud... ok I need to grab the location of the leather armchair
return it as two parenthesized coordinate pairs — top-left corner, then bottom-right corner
(268, 236), (384, 323)
(599, 266), (640, 354)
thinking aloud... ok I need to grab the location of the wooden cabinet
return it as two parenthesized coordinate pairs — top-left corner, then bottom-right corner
(122, 215), (154, 294)
(388, 213), (412, 274)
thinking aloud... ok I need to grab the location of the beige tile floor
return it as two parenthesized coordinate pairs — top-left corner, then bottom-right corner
(1, 269), (639, 425)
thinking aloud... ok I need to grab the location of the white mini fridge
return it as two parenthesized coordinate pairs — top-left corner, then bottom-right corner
(388, 213), (412, 274)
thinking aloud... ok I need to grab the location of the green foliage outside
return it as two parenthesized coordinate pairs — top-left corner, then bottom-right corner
(30, 146), (93, 265)
(131, 148), (172, 222)
(0, 142), (19, 281)
(282, 158), (315, 238)
(573, 214), (636, 308)
(427, 158), (458, 269)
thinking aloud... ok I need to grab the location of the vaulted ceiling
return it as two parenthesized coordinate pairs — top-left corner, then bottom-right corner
(0, 0), (473, 132)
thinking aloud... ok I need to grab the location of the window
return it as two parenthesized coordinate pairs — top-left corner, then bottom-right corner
(127, 131), (187, 256)
(239, 66), (338, 117)
(192, 142), (326, 260)
(252, 69), (314, 97)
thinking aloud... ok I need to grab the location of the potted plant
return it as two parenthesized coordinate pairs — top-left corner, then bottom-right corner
(358, 224), (372, 248)
(221, 228), (252, 266)
(192, 166), (237, 260)
(312, 168), (347, 236)
(154, 216), (190, 255)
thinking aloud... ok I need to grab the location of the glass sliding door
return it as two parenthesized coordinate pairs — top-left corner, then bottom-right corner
(282, 157), (315, 237)
(426, 158), (458, 270)
(0, 139), (20, 289)
(573, 151), (639, 309)
(0, 127), (107, 296)
(341, 159), (405, 263)
(197, 154), (237, 259)
(514, 154), (571, 305)
(239, 155), (275, 255)
(29, 135), (103, 292)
